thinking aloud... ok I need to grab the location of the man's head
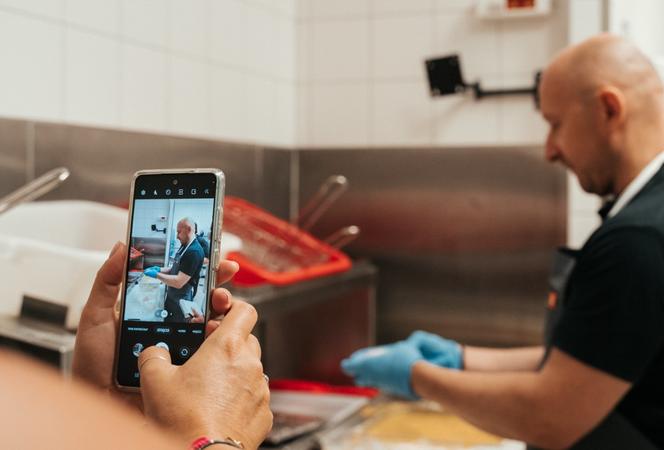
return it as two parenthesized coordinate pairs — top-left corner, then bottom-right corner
(539, 33), (664, 196)
(176, 218), (195, 246)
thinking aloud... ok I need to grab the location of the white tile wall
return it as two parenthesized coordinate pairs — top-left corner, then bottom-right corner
(121, 44), (168, 131)
(246, 75), (278, 144)
(170, 0), (209, 58)
(0, 0), (63, 19)
(433, 12), (499, 81)
(277, 14), (297, 81)
(372, 80), (432, 146)
(0, 0), (596, 155)
(375, 0), (434, 15)
(246, 3), (276, 75)
(312, 19), (369, 81)
(65, 0), (119, 35)
(568, 213), (601, 249)
(498, 96), (547, 144)
(568, 0), (605, 246)
(310, 0), (370, 20)
(0, 0), (297, 146)
(433, 0), (473, 14)
(432, 94), (501, 145)
(65, 29), (120, 126)
(210, 66), (248, 142)
(498, 18), (557, 74)
(568, 173), (601, 214)
(210, 0), (247, 68)
(296, 0), (572, 150)
(311, 83), (370, 147)
(170, 55), (210, 136)
(372, 15), (433, 80)
(0, 11), (63, 121)
(121, 0), (169, 48)
(276, 82), (297, 145)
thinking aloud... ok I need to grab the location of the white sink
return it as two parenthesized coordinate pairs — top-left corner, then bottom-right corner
(0, 200), (128, 329)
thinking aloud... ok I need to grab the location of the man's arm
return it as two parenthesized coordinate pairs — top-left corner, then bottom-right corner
(464, 346), (544, 372)
(156, 270), (191, 289)
(412, 348), (630, 449)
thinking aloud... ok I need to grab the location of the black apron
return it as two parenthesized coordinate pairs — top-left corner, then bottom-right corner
(527, 248), (658, 450)
(164, 242), (194, 323)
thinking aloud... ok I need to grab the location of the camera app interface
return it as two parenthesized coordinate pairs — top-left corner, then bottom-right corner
(117, 173), (218, 387)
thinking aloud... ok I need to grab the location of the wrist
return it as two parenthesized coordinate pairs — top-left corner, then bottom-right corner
(410, 360), (429, 399)
(185, 425), (250, 450)
(190, 437), (244, 450)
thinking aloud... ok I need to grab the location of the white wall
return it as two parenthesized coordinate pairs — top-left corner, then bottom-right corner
(295, 0), (568, 148)
(566, 0), (604, 248)
(608, 0), (664, 80)
(0, 0), (297, 147)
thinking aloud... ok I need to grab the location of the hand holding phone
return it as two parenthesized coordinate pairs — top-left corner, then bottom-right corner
(72, 243), (238, 398)
(138, 299), (272, 450)
(111, 169), (225, 389)
(73, 243), (272, 448)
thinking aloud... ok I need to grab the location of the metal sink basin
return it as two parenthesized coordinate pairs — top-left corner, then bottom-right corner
(0, 200), (127, 328)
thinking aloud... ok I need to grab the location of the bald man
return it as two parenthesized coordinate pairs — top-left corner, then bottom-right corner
(342, 34), (664, 449)
(144, 217), (206, 322)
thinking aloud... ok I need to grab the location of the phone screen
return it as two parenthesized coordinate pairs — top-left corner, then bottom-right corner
(115, 171), (222, 388)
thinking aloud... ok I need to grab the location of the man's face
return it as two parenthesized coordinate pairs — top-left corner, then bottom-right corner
(176, 221), (189, 245)
(539, 71), (612, 195)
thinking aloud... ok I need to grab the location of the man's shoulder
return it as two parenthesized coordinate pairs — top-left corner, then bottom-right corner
(588, 182), (664, 246)
(580, 224), (664, 271)
(184, 239), (205, 258)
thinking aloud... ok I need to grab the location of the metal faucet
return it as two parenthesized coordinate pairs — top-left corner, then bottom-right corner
(0, 167), (70, 216)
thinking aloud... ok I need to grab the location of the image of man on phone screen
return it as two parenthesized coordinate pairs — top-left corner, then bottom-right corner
(144, 217), (205, 322)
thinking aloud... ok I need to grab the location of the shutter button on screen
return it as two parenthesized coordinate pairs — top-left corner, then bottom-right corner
(132, 343), (144, 357)
(156, 342), (169, 351)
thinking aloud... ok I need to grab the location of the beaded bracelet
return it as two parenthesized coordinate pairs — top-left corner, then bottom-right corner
(190, 436), (244, 450)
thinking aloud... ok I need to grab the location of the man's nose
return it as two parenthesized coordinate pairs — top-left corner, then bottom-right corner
(544, 138), (560, 162)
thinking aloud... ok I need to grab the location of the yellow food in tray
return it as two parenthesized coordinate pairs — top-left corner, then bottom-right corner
(362, 402), (502, 447)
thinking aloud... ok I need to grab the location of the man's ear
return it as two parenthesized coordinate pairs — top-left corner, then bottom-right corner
(598, 86), (626, 127)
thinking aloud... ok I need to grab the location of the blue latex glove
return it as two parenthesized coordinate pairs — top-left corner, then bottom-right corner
(407, 330), (463, 370)
(341, 342), (423, 399)
(143, 267), (160, 278)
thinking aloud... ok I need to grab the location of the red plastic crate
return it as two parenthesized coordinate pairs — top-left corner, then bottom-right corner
(223, 196), (352, 287)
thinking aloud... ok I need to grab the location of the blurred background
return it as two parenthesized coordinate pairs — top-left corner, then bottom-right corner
(2, 0), (664, 355)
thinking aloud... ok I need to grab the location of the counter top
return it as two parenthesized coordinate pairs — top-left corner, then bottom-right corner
(230, 260), (377, 318)
(263, 397), (525, 450)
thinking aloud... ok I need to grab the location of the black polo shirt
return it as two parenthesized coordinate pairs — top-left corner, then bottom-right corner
(551, 166), (664, 447)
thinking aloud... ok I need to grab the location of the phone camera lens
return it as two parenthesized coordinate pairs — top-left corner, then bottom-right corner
(173, 179), (178, 185)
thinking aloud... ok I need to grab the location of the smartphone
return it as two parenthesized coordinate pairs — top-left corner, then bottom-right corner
(114, 169), (224, 390)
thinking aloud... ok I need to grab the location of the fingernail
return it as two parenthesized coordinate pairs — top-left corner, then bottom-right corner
(109, 241), (123, 257)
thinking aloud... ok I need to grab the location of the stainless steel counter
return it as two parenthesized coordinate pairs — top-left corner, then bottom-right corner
(232, 261), (377, 384)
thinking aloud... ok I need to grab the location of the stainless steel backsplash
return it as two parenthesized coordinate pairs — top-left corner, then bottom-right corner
(296, 147), (567, 346)
(0, 117), (566, 347)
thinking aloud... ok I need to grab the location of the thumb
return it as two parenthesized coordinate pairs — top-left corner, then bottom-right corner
(409, 331), (444, 357)
(341, 346), (385, 375)
(138, 346), (173, 385)
(341, 357), (357, 376)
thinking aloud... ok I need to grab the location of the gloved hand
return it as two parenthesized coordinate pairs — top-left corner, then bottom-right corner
(407, 330), (463, 370)
(341, 341), (423, 399)
(144, 266), (160, 278)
